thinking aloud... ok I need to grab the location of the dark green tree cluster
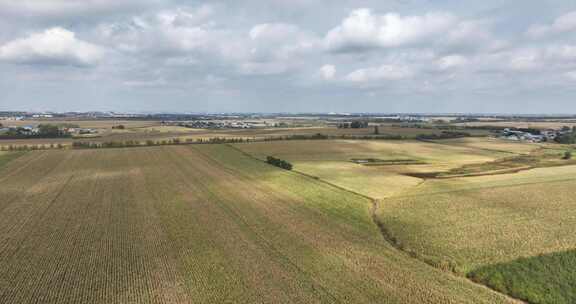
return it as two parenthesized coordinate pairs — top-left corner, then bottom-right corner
(337, 121), (369, 129)
(37, 124), (67, 137)
(555, 127), (576, 144)
(266, 156), (293, 170)
(0, 124), (71, 139)
(416, 131), (471, 140)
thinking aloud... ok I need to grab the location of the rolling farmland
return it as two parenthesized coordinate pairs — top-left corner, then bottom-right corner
(235, 137), (576, 303)
(234, 139), (512, 198)
(0, 145), (512, 303)
(377, 166), (576, 303)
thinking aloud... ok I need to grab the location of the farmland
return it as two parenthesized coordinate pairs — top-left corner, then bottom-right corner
(0, 145), (512, 303)
(0, 151), (24, 169)
(1, 129), (575, 303)
(234, 137), (576, 303)
(0, 119), (492, 151)
(234, 139), (515, 198)
(376, 164), (576, 304)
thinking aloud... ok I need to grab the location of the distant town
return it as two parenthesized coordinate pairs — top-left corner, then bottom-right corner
(2, 111), (576, 144)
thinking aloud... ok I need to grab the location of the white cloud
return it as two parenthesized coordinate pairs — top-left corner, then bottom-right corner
(324, 9), (505, 54)
(97, 9), (319, 78)
(436, 55), (468, 70)
(95, 7), (228, 56)
(319, 64), (336, 80)
(527, 11), (576, 38)
(508, 49), (542, 71)
(156, 5), (215, 27)
(345, 64), (414, 82)
(0, 27), (104, 66)
(325, 9), (456, 52)
(250, 23), (301, 41)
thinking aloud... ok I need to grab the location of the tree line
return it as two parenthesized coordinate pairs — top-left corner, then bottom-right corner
(0, 131), (479, 152)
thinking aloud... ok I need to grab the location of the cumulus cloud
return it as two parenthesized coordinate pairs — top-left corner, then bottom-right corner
(325, 9), (456, 52)
(96, 6), (319, 77)
(436, 55), (469, 70)
(0, 27), (104, 66)
(2, 1), (576, 112)
(319, 64), (336, 80)
(508, 49), (542, 71)
(345, 64), (414, 83)
(324, 9), (504, 54)
(95, 6), (230, 57)
(527, 11), (576, 38)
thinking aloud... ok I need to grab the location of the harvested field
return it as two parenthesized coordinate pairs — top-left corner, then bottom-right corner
(432, 137), (542, 154)
(0, 152), (24, 169)
(235, 140), (510, 198)
(0, 145), (512, 303)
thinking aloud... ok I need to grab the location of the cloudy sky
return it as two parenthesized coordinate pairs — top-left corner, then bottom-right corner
(0, 0), (575, 113)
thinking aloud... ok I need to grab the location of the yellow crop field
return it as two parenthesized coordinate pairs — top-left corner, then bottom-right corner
(377, 164), (576, 303)
(235, 140), (511, 198)
(432, 137), (542, 154)
(0, 145), (512, 303)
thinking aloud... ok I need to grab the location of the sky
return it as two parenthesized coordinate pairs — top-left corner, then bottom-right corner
(0, 0), (575, 114)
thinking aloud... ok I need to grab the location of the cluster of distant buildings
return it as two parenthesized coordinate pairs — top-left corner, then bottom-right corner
(0, 125), (38, 136)
(166, 120), (271, 129)
(0, 125), (97, 137)
(499, 128), (565, 143)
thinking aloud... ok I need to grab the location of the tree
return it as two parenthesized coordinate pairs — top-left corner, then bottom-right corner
(556, 132), (576, 144)
(38, 124), (61, 137)
(350, 121), (369, 129)
(266, 156), (293, 170)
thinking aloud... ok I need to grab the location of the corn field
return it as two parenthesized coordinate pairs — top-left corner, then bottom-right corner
(0, 145), (512, 303)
